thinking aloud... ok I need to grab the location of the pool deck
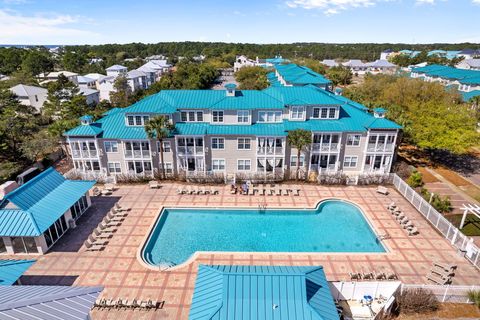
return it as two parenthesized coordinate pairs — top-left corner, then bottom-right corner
(8, 182), (480, 320)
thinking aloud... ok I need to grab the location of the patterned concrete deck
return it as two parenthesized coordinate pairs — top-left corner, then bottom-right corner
(9, 182), (480, 320)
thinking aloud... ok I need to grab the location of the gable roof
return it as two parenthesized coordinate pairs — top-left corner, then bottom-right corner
(342, 60), (366, 67)
(0, 168), (95, 236)
(189, 265), (339, 320)
(0, 285), (102, 320)
(275, 64), (331, 85)
(0, 260), (35, 286)
(368, 60), (396, 68)
(9, 84), (47, 98)
(106, 64), (127, 71)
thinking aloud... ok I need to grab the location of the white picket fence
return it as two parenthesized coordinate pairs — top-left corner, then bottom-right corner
(392, 174), (480, 270)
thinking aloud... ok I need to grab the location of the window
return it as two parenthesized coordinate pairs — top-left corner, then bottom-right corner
(290, 106), (304, 120)
(343, 156), (358, 168)
(328, 108), (336, 119)
(104, 141), (118, 152)
(162, 162), (173, 174)
(157, 141), (171, 152)
(346, 134), (361, 146)
(127, 161), (152, 174)
(35, 95), (38, 102)
(211, 138), (225, 149)
(258, 111), (282, 123)
(237, 138), (251, 150)
(11, 237), (38, 254)
(313, 108), (320, 118)
(212, 159), (225, 171)
(180, 111), (203, 122)
(237, 110), (249, 123)
(107, 162), (121, 173)
(212, 111), (224, 123)
(126, 115), (149, 126)
(237, 159), (251, 171)
(290, 155), (305, 167)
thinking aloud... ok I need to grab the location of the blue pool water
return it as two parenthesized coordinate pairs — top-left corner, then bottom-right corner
(142, 200), (385, 266)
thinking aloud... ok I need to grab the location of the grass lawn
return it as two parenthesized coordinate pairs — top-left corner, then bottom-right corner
(447, 214), (480, 236)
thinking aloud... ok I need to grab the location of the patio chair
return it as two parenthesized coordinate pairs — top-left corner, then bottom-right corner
(387, 202), (396, 210)
(101, 188), (112, 196)
(362, 272), (374, 280)
(275, 188), (282, 196)
(98, 220), (120, 230)
(88, 234), (109, 245)
(149, 180), (160, 189)
(139, 300), (148, 308)
(399, 217), (411, 225)
(176, 187), (184, 194)
(248, 188), (254, 196)
(407, 226), (419, 236)
(131, 299), (141, 309)
(92, 187), (101, 197)
(386, 272), (398, 280)
(376, 186), (389, 195)
(107, 211), (125, 221)
(402, 221), (414, 229)
(114, 202), (130, 212)
(114, 298), (124, 309)
(292, 189), (300, 196)
(105, 298), (116, 308)
(96, 225), (116, 235)
(210, 188), (219, 195)
(198, 187), (207, 195)
(104, 183), (115, 192)
(349, 272), (361, 280)
(375, 272), (387, 280)
(427, 273), (451, 285)
(146, 299), (155, 309)
(395, 212), (406, 220)
(93, 228), (112, 239)
(84, 239), (103, 251)
(431, 267), (455, 278)
(111, 208), (128, 217)
(96, 298), (107, 309)
(433, 262), (457, 272)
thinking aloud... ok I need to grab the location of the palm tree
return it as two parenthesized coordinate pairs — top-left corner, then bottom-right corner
(287, 129), (312, 181)
(144, 115), (174, 179)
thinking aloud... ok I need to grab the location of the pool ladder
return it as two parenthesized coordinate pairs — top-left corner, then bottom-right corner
(258, 202), (267, 213)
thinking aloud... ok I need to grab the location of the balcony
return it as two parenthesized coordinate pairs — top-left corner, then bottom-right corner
(177, 146), (203, 156)
(311, 143), (339, 153)
(124, 150), (151, 159)
(367, 143), (394, 152)
(257, 147), (283, 155)
(76, 149), (97, 158)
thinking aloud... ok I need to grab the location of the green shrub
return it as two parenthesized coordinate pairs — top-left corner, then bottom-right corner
(467, 290), (480, 308)
(421, 188), (452, 213)
(396, 288), (439, 314)
(407, 170), (424, 188)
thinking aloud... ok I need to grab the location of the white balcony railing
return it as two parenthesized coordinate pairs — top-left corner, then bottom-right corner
(367, 143), (394, 152)
(257, 147), (283, 155)
(312, 143), (339, 153)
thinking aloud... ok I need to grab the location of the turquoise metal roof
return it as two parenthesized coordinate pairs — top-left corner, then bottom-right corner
(275, 64), (331, 86)
(263, 86), (341, 106)
(189, 265), (339, 320)
(0, 168), (95, 236)
(0, 260), (35, 286)
(412, 64), (480, 83)
(64, 123), (103, 137)
(461, 90), (480, 102)
(208, 123), (287, 136)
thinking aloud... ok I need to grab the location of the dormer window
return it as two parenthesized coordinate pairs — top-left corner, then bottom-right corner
(373, 108), (386, 118)
(180, 111), (203, 122)
(312, 107), (338, 119)
(126, 115), (150, 126)
(290, 106), (304, 121)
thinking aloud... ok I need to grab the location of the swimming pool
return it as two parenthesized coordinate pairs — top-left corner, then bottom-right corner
(142, 200), (385, 266)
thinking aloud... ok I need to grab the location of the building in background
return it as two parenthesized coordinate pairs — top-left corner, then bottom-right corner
(9, 84), (48, 113)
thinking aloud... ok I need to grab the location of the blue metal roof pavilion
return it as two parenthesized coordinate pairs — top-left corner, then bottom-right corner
(0, 168), (95, 237)
(0, 260), (35, 286)
(189, 265), (340, 320)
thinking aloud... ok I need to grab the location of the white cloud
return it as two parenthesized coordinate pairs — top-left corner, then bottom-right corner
(415, 0), (436, 5)
(286, 0), (391, 15)
(0, 10), (99, 44)
(2, 0), (30, 4)
(472, 0), (480, 4)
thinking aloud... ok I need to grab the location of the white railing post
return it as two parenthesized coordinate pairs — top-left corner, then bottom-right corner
(442, 286), (449, 302)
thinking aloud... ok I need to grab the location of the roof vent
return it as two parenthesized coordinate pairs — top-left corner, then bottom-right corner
(80, 115), (93, 125)
(373, 108), (386, 118)
(334, 87), (343, 96)
(225, 83), (237, 97)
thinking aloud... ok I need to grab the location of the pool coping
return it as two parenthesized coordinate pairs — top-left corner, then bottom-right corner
(136, 197), (392, 272)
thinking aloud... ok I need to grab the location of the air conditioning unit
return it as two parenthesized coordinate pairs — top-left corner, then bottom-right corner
(68, 219), (77, 229)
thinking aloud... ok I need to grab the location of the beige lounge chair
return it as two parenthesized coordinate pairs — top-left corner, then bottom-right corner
(93, 228), (112, 239)
(387, 202), (396, 210)
(210, 188), (219, 195)
(104, 183), (115, 192)
(427, 273), (451, 285)
(376, 186), (389, 195)
(84, 239), (103, 251)
(149, 180), (160, 189)
(275, 188), (282, 196)
(88, 234), (108, 245)
(114, 202), (130, 212)
(407, 226), (419, 236)
(292, 189), (300, 196)
(402, 221), (414, 229)
(107, 211), (125, 221)
(101, 188), (112, 196)
(433, 262), (457, 272)
(92, 187), (101, 196)
(98, 221), (119, 231)
(102, 216), (121, 227)
(396, 212), (406, 220)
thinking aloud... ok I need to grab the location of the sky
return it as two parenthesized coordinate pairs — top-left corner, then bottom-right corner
(0, 0), (479, 45)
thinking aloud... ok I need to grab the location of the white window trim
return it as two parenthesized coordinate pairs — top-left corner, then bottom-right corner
(237, 159), (252, 171)
(157, 141), (171, 152)
(211, 137), (225, 150)
(212, 158), (226, 171)
(237, 110), (250, 124)
(346, 134), (361, 147)
(289, 106), (305, 121)
(212, 110), (224, 123)
(290, 154), (305, 167)
(258, 111), (283, 123)
(180, 110), (204, 122)
(237, 138), (251, 150)
(125, 114), (150, 126)
(107, 162), (122, 174)
(104, 141), (119, 153)
(343, 156), (359, 168)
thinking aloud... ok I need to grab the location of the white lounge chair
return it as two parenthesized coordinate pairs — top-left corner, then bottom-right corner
(104, 183), (115, 192)
(84, 239), (104, 251)
(210, 188), (219, 195)
(114, 202), (130, 212)
(88, 234), (108, 245)
(433, 262), (457, 272)
(93, 228), (112, 239)
(92, 187), (101, 197)
(376, 186), (389, 195)
(149, 180), (160, 189)
(427, 273), (451, 285)
(407, 226), (419, 236)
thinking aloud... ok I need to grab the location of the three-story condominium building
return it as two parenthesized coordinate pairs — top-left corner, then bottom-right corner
(64, 84), (401, 179)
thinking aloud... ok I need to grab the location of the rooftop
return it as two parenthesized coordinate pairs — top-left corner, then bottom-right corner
(0, 168), (95, 236)
(275, 64), (331, 85)
(189, 265), (339, 320)
(412, 64), (480, 84)
(9, 84), (47, 98)
(0, 260), (35, 286)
